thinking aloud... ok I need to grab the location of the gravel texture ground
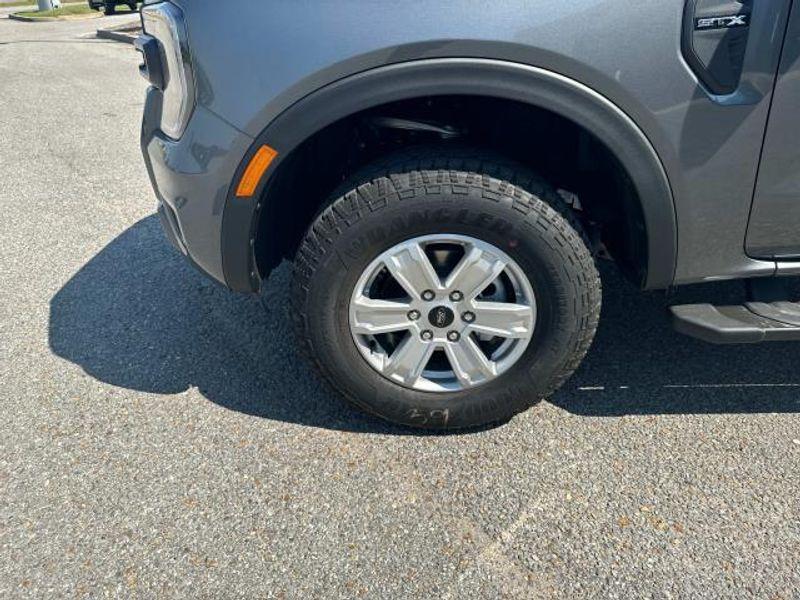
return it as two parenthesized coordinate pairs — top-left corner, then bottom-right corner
(0, 15), (798, 600)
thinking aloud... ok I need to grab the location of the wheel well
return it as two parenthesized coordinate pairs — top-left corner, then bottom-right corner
(255, 95), (648, 286)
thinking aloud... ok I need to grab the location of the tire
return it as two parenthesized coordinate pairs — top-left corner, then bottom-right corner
(103, 3), (115, 15)
(291, 147), (601, 429)
(128, 2), (137, 11)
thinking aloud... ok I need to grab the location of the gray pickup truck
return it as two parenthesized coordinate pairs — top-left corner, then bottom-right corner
(136, 0), (800, 429)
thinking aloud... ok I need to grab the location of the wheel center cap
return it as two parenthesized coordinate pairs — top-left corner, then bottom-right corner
(428, 305), (455, 329)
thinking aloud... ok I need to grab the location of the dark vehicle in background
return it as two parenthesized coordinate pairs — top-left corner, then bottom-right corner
(136, 0), (800, 430)
(88, 0), (138, 15)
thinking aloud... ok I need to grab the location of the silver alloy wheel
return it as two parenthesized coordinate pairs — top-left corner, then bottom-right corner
(349, 234), (537, 392)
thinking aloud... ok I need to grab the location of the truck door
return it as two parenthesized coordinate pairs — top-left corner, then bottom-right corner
(746, 2), (800, 259)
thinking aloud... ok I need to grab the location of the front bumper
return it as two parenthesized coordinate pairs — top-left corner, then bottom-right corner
(141, 86), (254, 286)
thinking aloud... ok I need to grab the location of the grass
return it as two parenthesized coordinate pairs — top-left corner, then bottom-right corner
(4, 0), (83, 6)
(13, 4), (96, 17)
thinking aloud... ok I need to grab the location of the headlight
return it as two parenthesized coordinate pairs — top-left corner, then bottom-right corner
(140, 2), (195, 140)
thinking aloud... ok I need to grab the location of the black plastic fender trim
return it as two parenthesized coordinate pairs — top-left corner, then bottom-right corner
(220, 58), (677, 293)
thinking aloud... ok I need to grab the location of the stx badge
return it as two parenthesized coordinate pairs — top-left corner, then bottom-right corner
(696, 14), (749, 30)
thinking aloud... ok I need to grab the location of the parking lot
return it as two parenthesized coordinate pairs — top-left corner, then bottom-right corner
(1, 14), (798, 599)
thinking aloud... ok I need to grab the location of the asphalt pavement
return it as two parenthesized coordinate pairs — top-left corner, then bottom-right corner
(0, 14), (798, 600)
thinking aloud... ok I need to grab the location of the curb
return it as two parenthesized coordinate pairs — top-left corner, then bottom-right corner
(96, 26), (138, 43)
(9, 11), (102, 22)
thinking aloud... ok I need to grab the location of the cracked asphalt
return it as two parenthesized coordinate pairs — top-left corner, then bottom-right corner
(1, 14), (799, 600)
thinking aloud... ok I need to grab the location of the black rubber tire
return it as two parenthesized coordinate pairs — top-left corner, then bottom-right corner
(103, 3), (115, 15)
(128, 2), (137, 12)
(291, 147), (601, 429)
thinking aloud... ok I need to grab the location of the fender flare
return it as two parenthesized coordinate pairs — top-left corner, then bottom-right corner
(221, 58), (677, 291)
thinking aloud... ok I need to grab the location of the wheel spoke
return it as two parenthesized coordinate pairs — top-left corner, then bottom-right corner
(351, 297), (414, 335)
(444, 336), (496, 386)
(383, 242), (441, 300)
(445, 246), (507, 300)
(469, 301), (534, 339)
(384, 335), (435, 385)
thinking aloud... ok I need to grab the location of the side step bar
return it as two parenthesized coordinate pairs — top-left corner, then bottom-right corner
(671, 301), (800, 344)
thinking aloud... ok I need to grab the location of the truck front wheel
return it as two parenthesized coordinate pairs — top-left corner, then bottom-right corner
(290, 149), (601, 429)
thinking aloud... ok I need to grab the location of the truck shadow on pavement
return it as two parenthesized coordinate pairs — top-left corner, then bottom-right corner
(48, 215), (800, 434)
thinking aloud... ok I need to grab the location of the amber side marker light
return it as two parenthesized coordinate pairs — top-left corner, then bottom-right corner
(235, 145), (278, 198)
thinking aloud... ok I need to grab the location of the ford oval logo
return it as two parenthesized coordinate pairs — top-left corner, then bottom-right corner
(428, 306), (455, 329)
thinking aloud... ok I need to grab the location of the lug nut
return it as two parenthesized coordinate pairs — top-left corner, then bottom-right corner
(462, 311), (476, 323)
(449, 290), (464, 302)
(420, 330), (434, 341)
(447, 331), (460, 342)
(407, 310), (421, 321)
(421, 290), (435, 301)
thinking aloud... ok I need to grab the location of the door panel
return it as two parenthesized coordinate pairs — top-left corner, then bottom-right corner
(746, 2), (800, 259)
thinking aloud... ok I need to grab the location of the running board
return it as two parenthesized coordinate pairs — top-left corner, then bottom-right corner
(671, 301), (800, 344)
